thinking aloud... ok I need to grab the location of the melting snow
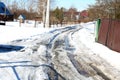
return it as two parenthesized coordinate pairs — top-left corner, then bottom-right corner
(0, 21), (120, 79)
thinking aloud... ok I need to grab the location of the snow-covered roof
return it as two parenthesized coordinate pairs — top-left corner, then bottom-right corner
(0, 2), (12, 15)
(18, 14), (26, 20)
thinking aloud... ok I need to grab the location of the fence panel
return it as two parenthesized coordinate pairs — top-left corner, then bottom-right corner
(98, 19), (110, 45)
(98, 19), (120, 52)
(106, 19), (115, 49)
(111, 20), (120, 52)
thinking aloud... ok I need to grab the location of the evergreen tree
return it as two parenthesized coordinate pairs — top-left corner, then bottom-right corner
(53, 7), (64, 26)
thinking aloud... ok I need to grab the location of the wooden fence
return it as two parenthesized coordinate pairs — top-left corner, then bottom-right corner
(98, 19), (120, 52)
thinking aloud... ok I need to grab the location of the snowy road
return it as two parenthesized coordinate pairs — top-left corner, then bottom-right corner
(0, 25), (120, 80)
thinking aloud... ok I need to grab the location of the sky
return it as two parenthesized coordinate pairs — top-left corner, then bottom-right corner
(55, 0), (96, 11)
(2, 0), (96, 11)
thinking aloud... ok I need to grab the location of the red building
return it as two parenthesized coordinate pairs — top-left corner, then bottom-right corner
(80, 10), (88, 18)
(80, 10), (89, 22)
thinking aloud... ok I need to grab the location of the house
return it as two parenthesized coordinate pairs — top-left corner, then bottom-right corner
(63, 11), (80, 23)
(80, 10), (88, 18)
(18, 14), (26, 23)
(0, 2), (13, 21)
(80, 10), (89, 22)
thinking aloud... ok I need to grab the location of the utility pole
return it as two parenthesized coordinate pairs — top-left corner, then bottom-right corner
(43, 1), (46, 28)
(45, 0), (50, 28)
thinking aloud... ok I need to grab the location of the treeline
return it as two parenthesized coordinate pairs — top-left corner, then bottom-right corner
(51, 7), (79, 25)
(3, 0), (38, 19)
(3, 0), (58, 20)
(4, 0), (79, 21)
(3, 0), (80, 25)
(3, 0), (89, 24)
(3, 0), (120, 23)
(11, 9), (37, 20)
(88, 0), (120, 20)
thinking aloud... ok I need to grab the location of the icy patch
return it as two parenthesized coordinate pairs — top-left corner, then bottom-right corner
(0, 44), (24, 53)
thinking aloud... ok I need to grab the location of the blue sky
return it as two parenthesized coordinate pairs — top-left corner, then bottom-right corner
(2, 0), (96, 11)
(55, 0), (96, 11)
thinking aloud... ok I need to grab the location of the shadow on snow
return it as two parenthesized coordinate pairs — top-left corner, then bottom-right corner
(0, 44), (24, 53)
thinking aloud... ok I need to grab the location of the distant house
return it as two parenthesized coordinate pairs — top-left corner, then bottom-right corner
(0, 2), (13, 21)
(80, 10), (88, 18)
(80, 10), (89, 22)
(63, 11), (80, 23)
(18, 14), (26, 23)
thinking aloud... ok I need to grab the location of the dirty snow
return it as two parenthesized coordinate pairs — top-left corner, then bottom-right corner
(0, 20), (120, 79)
(78, 22), (120, 70)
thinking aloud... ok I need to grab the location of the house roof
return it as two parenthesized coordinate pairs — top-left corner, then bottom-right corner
(0, 2), (12, 15)
(18, 14), (26, 19)
(80, 10), (88, 17)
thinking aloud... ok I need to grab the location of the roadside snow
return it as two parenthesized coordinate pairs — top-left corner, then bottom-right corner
(78, 22), (120, 71)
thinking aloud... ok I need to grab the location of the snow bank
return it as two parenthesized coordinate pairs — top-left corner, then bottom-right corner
(78, 22), (120, 71)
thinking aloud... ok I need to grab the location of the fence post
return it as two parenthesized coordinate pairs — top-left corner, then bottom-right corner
(95, 19), (101, 42)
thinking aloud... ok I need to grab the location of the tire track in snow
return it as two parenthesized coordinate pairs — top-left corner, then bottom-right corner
(0, 25), (83, 80)
(48, 24), (120, 80)
(0, 24), (94, 80)
(46, 25), (90, 80)
(44, 25), (82, 80)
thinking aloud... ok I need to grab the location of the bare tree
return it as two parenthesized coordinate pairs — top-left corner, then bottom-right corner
(37, 0), (55, 27)
(18, 0), (26, 10)
(37, 0), (47, 27)
(27, 0), (38, 13)
(9, 0), (19, 19)
(88, 0), (120, 20)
